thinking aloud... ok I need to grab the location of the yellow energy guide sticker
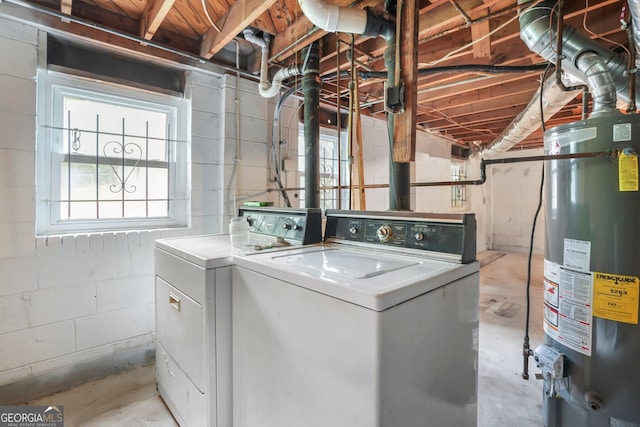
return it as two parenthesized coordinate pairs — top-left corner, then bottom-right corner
(619, 151), (639, 192)
(593, 272), (639, 324)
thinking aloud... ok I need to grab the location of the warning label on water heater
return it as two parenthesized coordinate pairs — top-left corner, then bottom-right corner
(543, 259), (593, 356)
(593, 272), (639, 324)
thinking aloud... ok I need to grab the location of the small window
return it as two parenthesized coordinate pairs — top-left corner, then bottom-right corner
(36, 71), (190, 235)
(297, 129), (349, 210)
(451, 163), (467, 209)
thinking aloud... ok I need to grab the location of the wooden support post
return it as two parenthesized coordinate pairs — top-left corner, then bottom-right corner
(392, 0), (418, 163)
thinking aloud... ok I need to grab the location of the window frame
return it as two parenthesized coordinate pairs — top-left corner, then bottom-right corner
(36, 70), (191, 236)
(297, 127), (349, 210)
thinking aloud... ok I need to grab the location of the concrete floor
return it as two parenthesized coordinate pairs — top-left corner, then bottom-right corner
(28, 251), (545, 426)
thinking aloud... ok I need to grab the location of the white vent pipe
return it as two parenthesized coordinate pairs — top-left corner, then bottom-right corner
(298, 0), (367, 34)
(298, 0), (394, 40)
(243, 29), (302, 99)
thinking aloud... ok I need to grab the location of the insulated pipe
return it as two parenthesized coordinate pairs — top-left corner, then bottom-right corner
(475, 76), (581, 157)
(243, 29), (303, 99)
(303, 42), (321, 209)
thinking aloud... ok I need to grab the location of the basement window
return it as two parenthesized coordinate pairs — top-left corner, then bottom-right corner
(451, 163), (468, 209)
(297, 128), (349, 210)
(36, 71), (190, 235)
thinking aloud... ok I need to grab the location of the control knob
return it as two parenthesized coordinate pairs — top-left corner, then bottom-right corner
(376, 225), (393, 242)
(414, 232), (425, 241)
(282, 222), (292, 230)
(349, 226), (358, 234)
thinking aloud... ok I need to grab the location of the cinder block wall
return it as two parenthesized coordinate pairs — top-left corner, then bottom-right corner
(0, 17), (277, 399)
(489, 147), (546, 254)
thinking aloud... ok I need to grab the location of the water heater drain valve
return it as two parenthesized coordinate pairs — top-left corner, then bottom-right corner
(534, 344), (566, 397)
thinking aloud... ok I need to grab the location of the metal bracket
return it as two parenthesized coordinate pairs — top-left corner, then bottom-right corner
(384, 82), (405, 114)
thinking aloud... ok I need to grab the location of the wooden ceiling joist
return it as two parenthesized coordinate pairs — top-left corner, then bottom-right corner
(200, 0), (278, 59)
(140, 0), (176, 40)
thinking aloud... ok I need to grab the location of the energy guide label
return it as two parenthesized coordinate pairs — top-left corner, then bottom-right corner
(543, 260), (593, 356)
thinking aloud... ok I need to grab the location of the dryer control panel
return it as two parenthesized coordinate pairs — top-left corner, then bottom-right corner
(324, 210), (476, 263)
(239, 206), (322, 245)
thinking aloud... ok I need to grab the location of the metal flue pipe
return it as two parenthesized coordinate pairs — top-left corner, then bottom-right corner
(297, 0), (398, 209)
(478, 0), (628, 157)
(303, 42), (322, 209)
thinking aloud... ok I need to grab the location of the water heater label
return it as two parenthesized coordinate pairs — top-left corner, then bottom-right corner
(593, 272), (639, 324)
(544, 260), (593, 356)
(618, 151), (639, 192)
(613, 122), (632, 142)
(563, 238), (591, 272)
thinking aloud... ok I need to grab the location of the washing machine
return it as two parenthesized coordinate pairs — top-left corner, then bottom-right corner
(154, 206), (322, 427)
(232, 210), (480, 427)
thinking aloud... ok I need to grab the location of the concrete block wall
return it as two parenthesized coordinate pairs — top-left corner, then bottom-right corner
(221, 75), (295, 221)
(361, 116), (397, 210)
(489, 147), (546, 254)
(414, 133), (455, 213)
(0, 17), (227, 396)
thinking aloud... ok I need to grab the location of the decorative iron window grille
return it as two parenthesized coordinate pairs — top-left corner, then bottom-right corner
(451, 163), (467, 208)
(58, 110), (172, 220)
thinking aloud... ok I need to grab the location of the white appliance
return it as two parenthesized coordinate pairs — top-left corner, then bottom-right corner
(154, 207), (322, 427)
(232, 210), (480, 427)
(155, 234), (233, 427)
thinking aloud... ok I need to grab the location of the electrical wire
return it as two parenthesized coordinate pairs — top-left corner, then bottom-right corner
(201, 0), (221, 32)
(425, 107), (497, 137)
(522, 63), (552, 380)
(423, 10), (522, 66)
(582, 0), (632, 68)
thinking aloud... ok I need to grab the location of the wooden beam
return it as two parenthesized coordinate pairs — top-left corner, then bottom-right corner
(393, 0), (418, 163)
(61, 0), (72, 16)
(470, 19), (491, 58)
(200, 0), (278, 59)
(140, 0), (176, 40)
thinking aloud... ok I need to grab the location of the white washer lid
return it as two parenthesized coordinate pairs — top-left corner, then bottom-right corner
(235, 246), (479, 311)
(269, 249), (418, 280)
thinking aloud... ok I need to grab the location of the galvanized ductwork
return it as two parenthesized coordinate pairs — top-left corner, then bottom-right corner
(478, 0), (633, 157)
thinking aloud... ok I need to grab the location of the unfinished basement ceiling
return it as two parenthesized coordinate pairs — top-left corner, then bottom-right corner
(13, 0), (629, 151)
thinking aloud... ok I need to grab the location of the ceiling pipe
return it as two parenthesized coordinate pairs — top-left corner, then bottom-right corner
(298, 0), (394, 41)
(475, 76), (580, 157)
(296, 0), (397, 209)
(243, 29), (302, 99)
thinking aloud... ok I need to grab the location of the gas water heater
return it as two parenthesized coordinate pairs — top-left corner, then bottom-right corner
(540, 113), (640, 427)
